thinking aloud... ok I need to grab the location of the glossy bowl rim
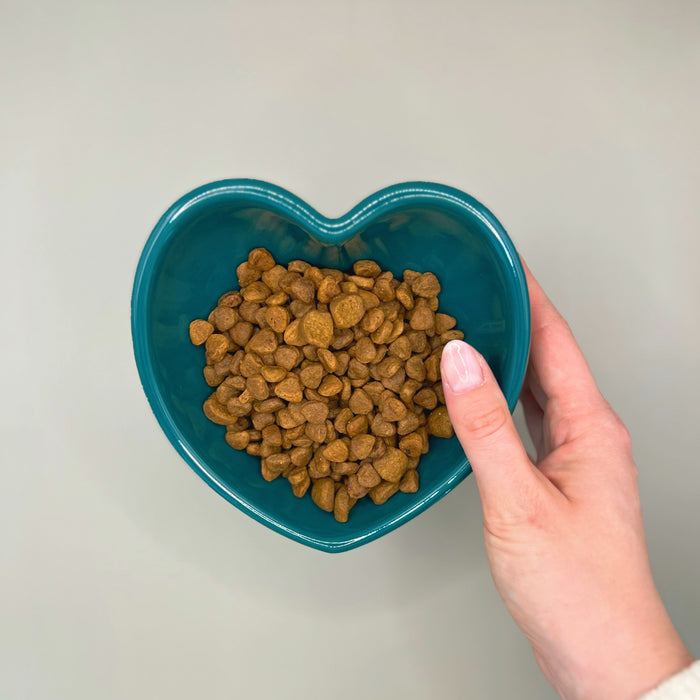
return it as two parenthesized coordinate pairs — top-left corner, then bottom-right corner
(131, 179), (530, 552)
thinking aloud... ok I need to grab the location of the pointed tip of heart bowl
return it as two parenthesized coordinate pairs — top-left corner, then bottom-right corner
(131, 179), (530, 552)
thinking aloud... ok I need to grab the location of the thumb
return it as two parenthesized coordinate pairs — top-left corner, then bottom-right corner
(440, 340), (542, 522)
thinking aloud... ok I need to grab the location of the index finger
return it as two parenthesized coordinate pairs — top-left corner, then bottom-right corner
(522, 259), (603, 409)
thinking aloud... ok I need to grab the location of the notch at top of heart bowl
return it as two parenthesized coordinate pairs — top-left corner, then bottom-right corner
(131, 179), (530, 552)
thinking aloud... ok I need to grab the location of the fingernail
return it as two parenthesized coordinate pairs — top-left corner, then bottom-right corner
(441, 340), (485, 394)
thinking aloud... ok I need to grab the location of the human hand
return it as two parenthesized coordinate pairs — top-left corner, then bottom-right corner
(440, 262), (692, 700)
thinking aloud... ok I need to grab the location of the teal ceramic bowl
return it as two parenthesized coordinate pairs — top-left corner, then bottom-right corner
(131, 179), (530, 552)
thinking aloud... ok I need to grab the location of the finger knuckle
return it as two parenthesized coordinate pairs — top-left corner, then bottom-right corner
(602, 405), (633, 453)
(533, 313), (571, 345)
(463, 403), (509, 441)
(483, 481), (547, 535)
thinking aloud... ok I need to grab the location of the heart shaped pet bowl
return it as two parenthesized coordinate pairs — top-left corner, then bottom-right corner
(131, 180), (530, 552)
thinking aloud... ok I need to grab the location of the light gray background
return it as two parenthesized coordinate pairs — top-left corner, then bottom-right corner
(2, 1), (698, 698)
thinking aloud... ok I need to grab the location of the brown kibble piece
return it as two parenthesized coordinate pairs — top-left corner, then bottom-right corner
(225, 430), (251, 450)
(266, 292), (289, 306)
(330, 294), (365, 329)
(351, 434), (376, 461)
(251, 412), (275, 430)
(395, 282), (414, 310)
(264, 306), (289, 333)
(409, 306), (434, 331)
(274, 375), (304, 402)
(346, 414), (368, 437)
(377, 356), (401, 378)
(434, 312), (457, 334)
(239, 353), (263, 378)
(411, 271), (441, 297)
(371, 320), (393, 344)
(334, 351), (350, 374)
(242, 281), (271, 303)
(398, 432), (423, 458)
(230, 321), (254, 346)
(299, 363), (325, 389)
(347, 275), (375, 290)
(205, 333), (229, 363)
(388, 335), (411, 360)
(374, 447), (408, 482)
(305, 421), (327, 443)
(211, 307), (238, 332)
(359, 290), (380, 309)
(369, 481), (399, 505)
(218, 291), (243, 308)
(371, 414), (396, 437)
(414, 388), (438, 410)
(347, 358), (370, 381)
(290, 446), (313, 468)
(301, 311), (334, 348)
(289, 277), (316, 303)
(373, 277), (395, 301)
(405, 356), (426, 382)
(289, 300), (314, 318)
(236, 261), (261, 286)
(248, 247), (275, 271)
(274, 345), (301, 370)
(381, 396), (408, 422)
(406, 330), (428, 353)
(203, 396), (238, 425)
(441, 330), (465, 343)
(301, 401), (329, 424)
(246, 375), (270, 401)
(277, 407), (306, 429)
(348, 389), (373, 415)
(317, 276), (341, 303)
(332, 461), (358, 476)
(357, 462), (382, 488)
(263, 452), (291, 476)
(333, 485), (351, 522)
(261, 265), (286, 292)
(424, 354), (441, 383)
(311, 478), (335, 512)
(346, 474), (369, 499)
(333, 408), (353, 434)
(353, 260), (381, 278)
(353, 336), (376, 363)
(283, 319), (306, 346)
(246, 328), (277, 355)
(255, 397), (285, 413)
(238, 301), (260, 323)
(260, 365), (287, 383)
(246, 442), (262, 456)
(399, 469), (419, 493)
(397, 412), (422, 436)
(189, 319), (214, 345)
(323, 439), (349, 462)
(361, 308), (384, 333)
(287, 466), (311, 498)
(318, 375), (343, 397)
(427, 405), (454, 438)
(317, 348), (337, 373)
(262, 424), (282, 446)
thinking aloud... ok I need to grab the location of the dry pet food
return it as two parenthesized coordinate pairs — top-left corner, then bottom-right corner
(189, 248), (462, 522)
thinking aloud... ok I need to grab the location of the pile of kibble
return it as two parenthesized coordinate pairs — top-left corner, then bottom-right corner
(188, 248), (462, 522)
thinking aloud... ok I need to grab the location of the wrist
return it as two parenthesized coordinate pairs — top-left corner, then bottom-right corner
(538, 588), (691, 700)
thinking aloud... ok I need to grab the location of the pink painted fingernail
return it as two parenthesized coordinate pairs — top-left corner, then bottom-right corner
(441, 340), (485, 394)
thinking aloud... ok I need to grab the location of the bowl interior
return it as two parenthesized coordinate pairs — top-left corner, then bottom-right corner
(135, 184), (528, 551)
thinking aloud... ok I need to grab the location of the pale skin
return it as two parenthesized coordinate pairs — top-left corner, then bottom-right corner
(439, 262), (693, 700)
